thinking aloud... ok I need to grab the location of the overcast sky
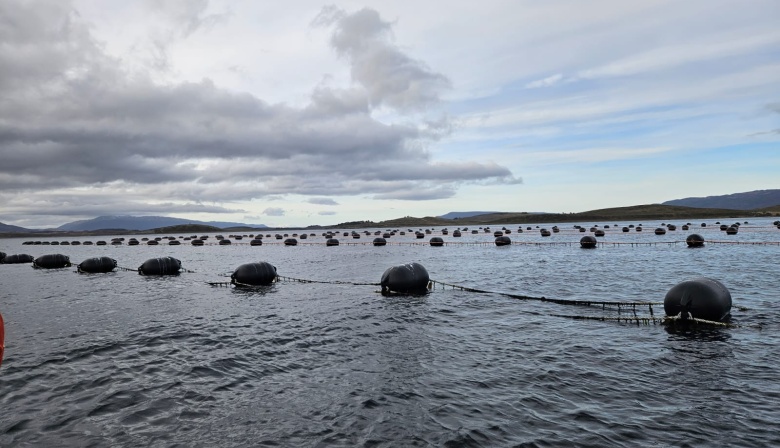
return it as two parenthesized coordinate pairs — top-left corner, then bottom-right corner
(1, 0), (778, 228)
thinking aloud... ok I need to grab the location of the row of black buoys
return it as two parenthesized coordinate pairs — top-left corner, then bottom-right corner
(686, 234), (705, 247)
(495, 236), (511, 246)
(580, 235), (597, 248)
(33, 254), (71, 269)
(138, 257), (181, 275)
(231, 262), (277, 286)
(78, 257), (117, 273)
(1, 254), (34, 264)
(380, 262), (430, 294)
(664, 278), (732, 321)
(430, 237), (444, 247)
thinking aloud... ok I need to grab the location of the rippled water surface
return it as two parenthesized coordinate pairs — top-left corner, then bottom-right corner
(2, 220), (780, 447)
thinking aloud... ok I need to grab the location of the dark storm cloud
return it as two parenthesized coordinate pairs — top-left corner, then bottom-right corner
(0, 1), (518, 221)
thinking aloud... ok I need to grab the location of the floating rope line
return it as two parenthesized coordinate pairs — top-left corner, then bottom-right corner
(117, 266), (138, 272)
(429, 279), (662, 311)
(276, 275), (380, 286)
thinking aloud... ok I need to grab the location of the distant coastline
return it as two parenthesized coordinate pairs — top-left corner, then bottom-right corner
(2, 204), (778, 239)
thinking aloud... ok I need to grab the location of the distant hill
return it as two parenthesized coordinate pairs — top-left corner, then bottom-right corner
(438, 211), (501, 220)
(0, 221), (30, 233)
(57, 215), (267, 231)
(663, 189), (780, 210)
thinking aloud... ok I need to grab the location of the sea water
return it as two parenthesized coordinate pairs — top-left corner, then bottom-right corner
(1, 219), (779, 446)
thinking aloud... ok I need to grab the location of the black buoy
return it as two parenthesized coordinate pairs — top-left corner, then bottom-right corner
(580, 235), (597, 248)
(594, 229), (605, 237)
(0, 251), (5, 262)
(429, 237), (444, 247)
(664, 278), (732, 321)
(579, 227), (586, 232)
(169, 240), (181, 245)
(493, 231), (503, 237)
(654, 227), (666, 235)
(726, 226), (738, 235)
(373, 237), (387, 246)
(191, 239), (204, 246)
(250, 238), (263, 246)
(219, 239), (232, 245)
(622, 227), (629, 232)
(138, 257), (181, 275)
(1, 254), (34, 264)
(380, 262), (430, 294)
(636, 226), (643, 232)
(495, 236), (511, 246)
(540, 229), (551, 237)
(77, 257), (117, 273)
(284, 238), (298, 246)
(231, 262), (277, 286)
(326, 238), (339, 246)
(686, 234), (705, 247)
(453, 230), (461, 237)
(33, 254), (71, 269)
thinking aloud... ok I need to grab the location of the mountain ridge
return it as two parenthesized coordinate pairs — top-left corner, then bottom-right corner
(57, 215), (268, 231)
(662, 189), (780, 210)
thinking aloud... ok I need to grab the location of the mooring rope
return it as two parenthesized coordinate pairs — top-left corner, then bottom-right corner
(276, 275), (381, 286)
(429, 279), (662, 310)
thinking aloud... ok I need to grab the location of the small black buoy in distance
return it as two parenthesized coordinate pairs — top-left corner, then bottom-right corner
(373, 237), (387, 246)
(326, 238), (339, 246)
(231, 262), (277, 286)
(580, 235), (597, 248)
(726, 226), (738, 235)
(380, 262), (430, 294)
(654, 227), (666, 235)
(664, 278), (732, 322)
(284, 238), (298, 246)
(686, 234), (705, 248)
(33, 254), (71, 269)
(429, 237), (444, 247)
(250, 238), (263, 246)
(594, 229), (605, 237)
(78, 257), (117, 273)
(192, 239), (204, 246)
(495, 236), (511, 246)
(138, 257), (182, 275)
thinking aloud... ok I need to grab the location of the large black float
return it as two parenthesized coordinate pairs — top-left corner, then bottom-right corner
(686, 234), (705, 248)
(33, 254), (71, 269)
(495, 236), (511, 246)
(231, 262), (277, 286)
(77, 257), (118, 273)
(138, 257), (182, 276)
(580, 235), (597, 248)
(1, 254), (35, 264)
(380, 262), (430, 294)
(664, 277), (732, 322)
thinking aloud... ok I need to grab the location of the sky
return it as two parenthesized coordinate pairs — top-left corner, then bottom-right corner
(1, 0), (778, 228)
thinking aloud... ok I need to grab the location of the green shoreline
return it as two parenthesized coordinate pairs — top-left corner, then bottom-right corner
(2, 204), (779, 238)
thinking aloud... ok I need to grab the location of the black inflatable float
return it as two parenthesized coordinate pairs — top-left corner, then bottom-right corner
(373, 238), (387, 246)
(685, 234), (705, 248)
(231, 262), (277, 286)
(138, 257), (181, 275)
(380, 262), (430, 294)
(78, 257), (117, 273)
(664, 278), (732, 322)
(495, 236), (511, 246)
(1, 254), (35, 264)
(33, 254), (71, 269)
(429, 237), (444, 247)
(326, 238), (340, 246)
(580, 235), (597, 248)
(284, 238), (298, 246)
